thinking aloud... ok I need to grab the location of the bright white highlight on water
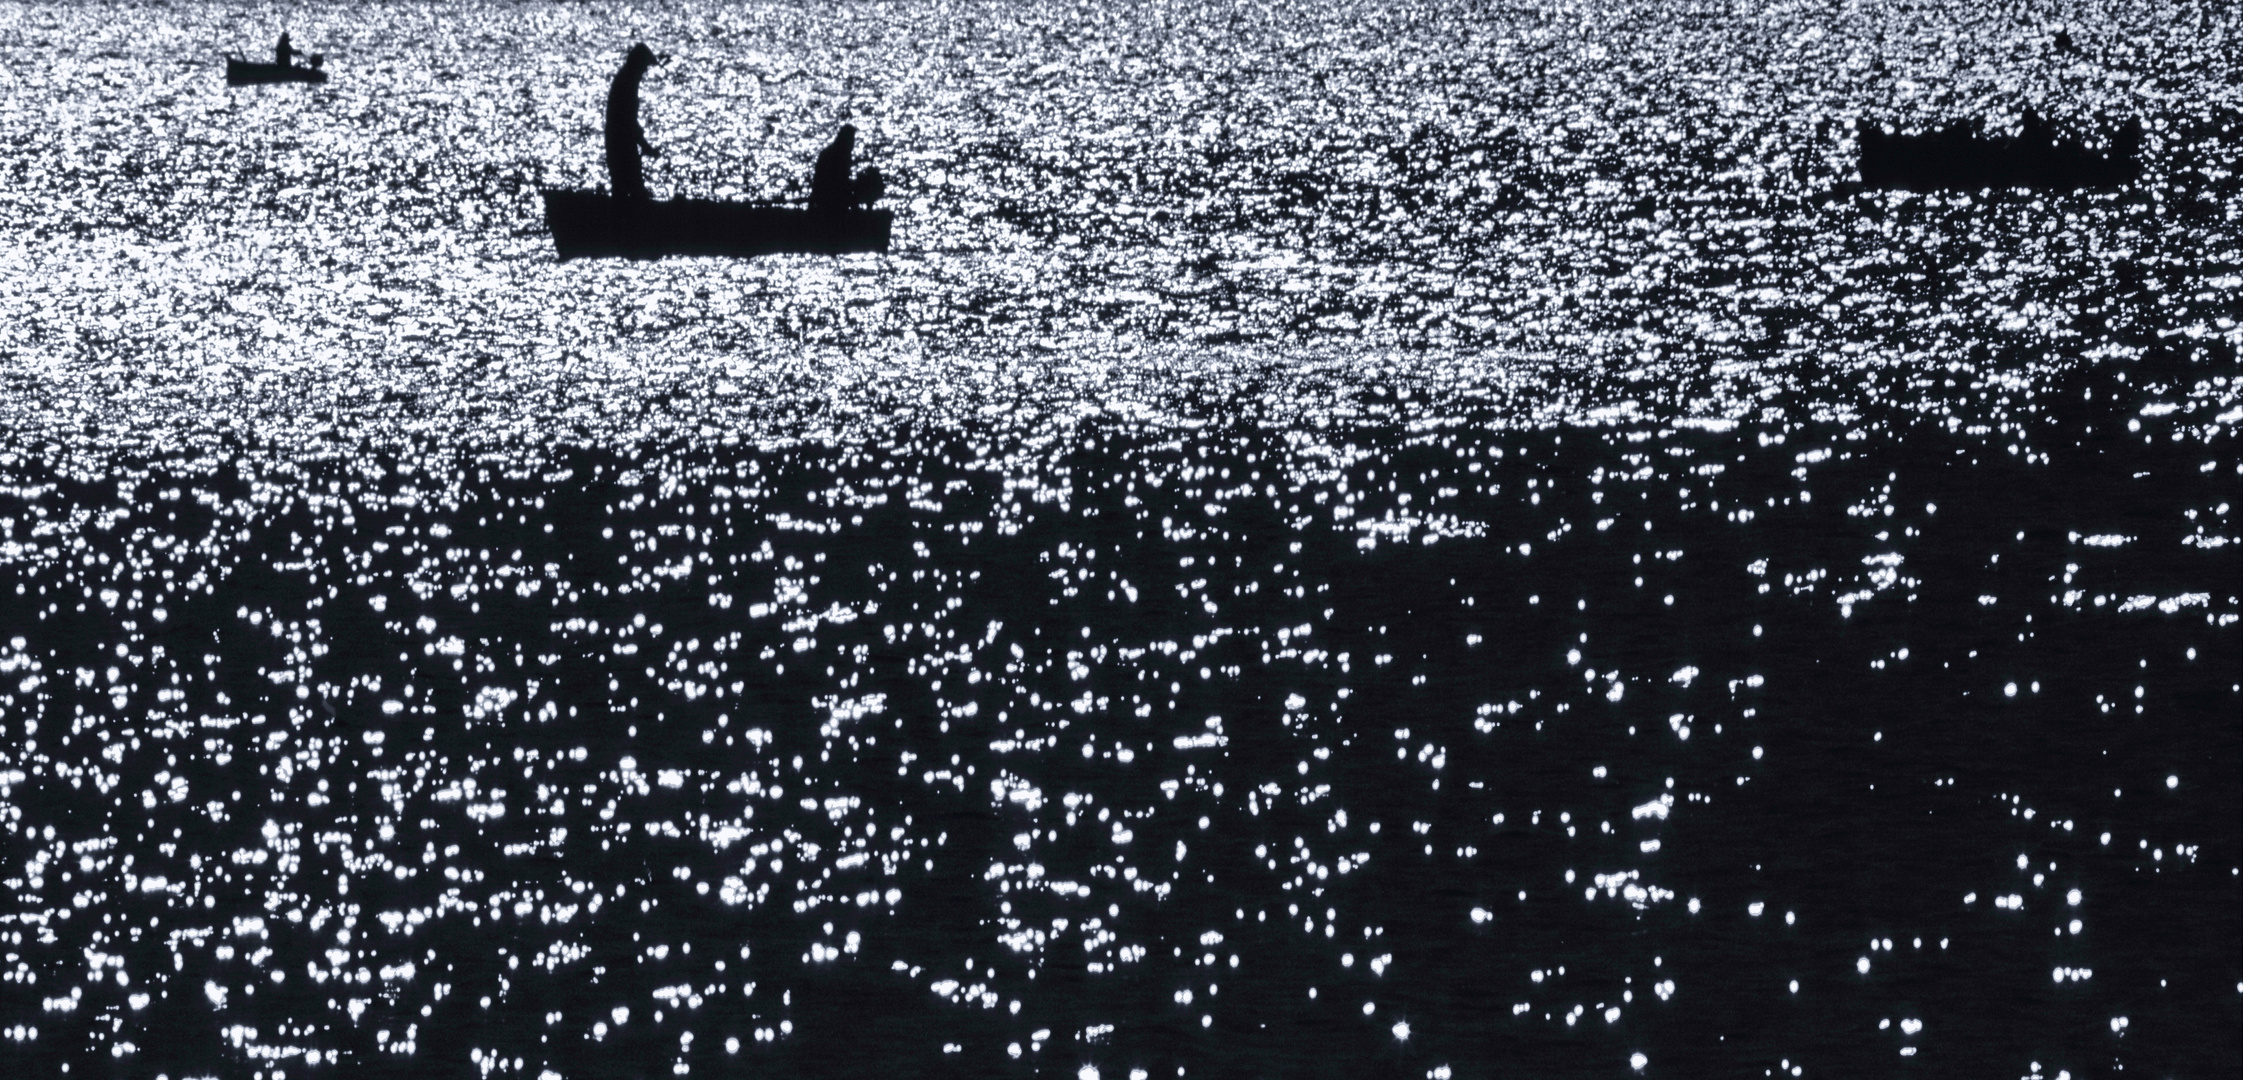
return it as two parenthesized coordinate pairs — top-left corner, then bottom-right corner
(0, 10), (2227, 1058)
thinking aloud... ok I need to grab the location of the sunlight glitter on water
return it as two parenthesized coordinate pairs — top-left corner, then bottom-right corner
(3, 398), (2236, 1075)
(1, 0), (2239, 1075)
(3, 0), (2237, 450)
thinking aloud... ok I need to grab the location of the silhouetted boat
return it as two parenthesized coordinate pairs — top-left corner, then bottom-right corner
(226, 57), (327, 86)
(1856, 118), (2140, 190)
(540, 189), (893, 261)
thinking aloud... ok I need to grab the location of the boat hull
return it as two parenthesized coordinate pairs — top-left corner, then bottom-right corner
(227, 59), (327, 86)
(1856, 122), (2139, 190)
(540, 190), (893, 261)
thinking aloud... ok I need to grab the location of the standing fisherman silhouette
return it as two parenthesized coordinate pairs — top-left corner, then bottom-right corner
(808, 124), (856, 211)
(274, 32), (296, 68)
(807, 125), (885, 210)
(604, 44), (661, 200)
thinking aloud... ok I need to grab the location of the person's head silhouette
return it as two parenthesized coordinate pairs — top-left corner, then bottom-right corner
(625, 43), (656, 72)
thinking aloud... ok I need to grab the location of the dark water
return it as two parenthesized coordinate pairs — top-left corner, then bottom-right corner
(1, 1), (2238, 1078)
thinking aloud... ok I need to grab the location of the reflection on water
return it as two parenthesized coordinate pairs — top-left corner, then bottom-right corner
(0, 0), (2238, 1077)
(3, 409), (2233, 1076)
(0, 0), (2234, 446)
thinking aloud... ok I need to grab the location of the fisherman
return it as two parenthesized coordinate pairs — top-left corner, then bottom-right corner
(2019, 106), (2051, 147)
(851, 166), (884, 208)
(275, 32), (297, 68)
(808, 124), (857, 212)
(604, 44), (661, 200)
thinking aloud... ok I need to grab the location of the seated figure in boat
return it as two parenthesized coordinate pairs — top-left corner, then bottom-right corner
(2108, 116), (2142, 160)
(2019, 106), (2052, 147)
(851, 166), (884, 209)
(809, 124), (858, 211)
(605, 44), (662, 199)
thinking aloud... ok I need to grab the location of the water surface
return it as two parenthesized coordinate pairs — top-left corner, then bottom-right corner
(0, 1), (2237, 1077)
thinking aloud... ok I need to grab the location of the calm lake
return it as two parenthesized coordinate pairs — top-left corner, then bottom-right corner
(0, 1), (2236, 1077)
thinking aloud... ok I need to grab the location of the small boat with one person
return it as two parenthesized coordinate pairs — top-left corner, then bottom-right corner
(1855, 111), (2140, 190)
(227, 33), (326, 85)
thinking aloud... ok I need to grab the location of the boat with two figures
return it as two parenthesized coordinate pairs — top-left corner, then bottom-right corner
(542, 43), (892, 262)
(540, 192), (891, 262)
(1855, 111), (2140, 190)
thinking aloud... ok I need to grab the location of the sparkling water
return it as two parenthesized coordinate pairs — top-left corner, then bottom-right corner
(0, 1), (2236, 1077)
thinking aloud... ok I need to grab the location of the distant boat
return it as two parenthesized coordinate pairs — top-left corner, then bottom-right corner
(226, 57), (327, 86)
(539, 189), (893, 262)
(1856, 118), (2140, 190)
